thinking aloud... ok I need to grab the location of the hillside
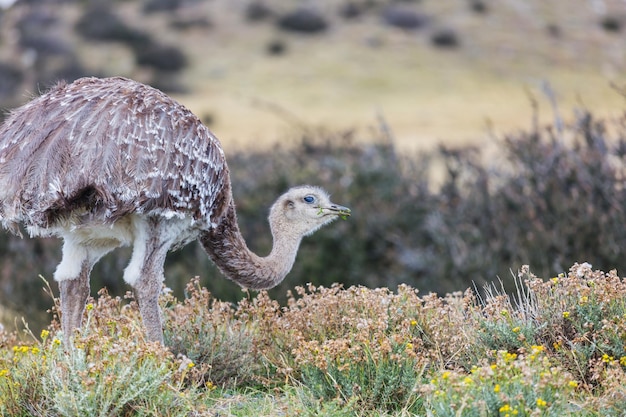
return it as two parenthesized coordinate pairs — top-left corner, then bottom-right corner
(0, 0), (623, 151)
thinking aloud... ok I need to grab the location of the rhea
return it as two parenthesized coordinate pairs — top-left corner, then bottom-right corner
(0, 77), (350, 345)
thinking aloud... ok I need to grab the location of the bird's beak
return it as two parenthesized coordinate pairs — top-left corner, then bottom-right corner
(324, 204), (351, 219)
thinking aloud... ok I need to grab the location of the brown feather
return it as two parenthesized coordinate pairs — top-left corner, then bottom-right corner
(0, 77), (229, 231)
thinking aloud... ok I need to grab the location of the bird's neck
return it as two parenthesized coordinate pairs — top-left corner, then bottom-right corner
(198, 202), (301, 290)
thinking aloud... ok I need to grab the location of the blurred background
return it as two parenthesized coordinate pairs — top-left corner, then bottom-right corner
(0, 0), (625, 331)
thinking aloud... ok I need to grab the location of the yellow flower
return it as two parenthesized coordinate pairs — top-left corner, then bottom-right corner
(512, 326), (520, 333)
(187, 362), (195, 369)
(536, 398), (547, 408)
(562, 311), (570, 319)
(602, 353), (614, 363)
(410, 319), (417, 327)
(499, 404), (511, 412)
(500, 309), (509, 317)
(578, 296), (588, 305)
(462, 377), (473, 385)
(442, 371), (450, 380)
(16, 345), (29, 354)
(30, 347), (40, 355)
(494, 383), (501, 393)
(531, 345), (545, 353)
(620, 356), (626, 366)
(0, 369), (8, 377)
(53, 339), (61, 346)
(206, 381), (216, 391)
(85, 303), (94, 311)
(568, 380), (578, 388)
(40, 329), (49, 340)
(405, 342), (414, 351)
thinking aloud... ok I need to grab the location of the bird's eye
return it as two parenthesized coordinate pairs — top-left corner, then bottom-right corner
(303, 195), (315, 204)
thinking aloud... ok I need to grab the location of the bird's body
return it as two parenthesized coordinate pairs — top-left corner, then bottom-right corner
(0, 77), (229, 234)
(0, 77), (350, 345)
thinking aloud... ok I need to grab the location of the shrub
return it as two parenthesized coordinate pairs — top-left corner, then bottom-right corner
(0, 290), (197, 416)
(427, 347), (581, 416)
(339, 2), (363, 20)
(382, 5), (430, 30)
(469, 0), (488, 14)
(134, 42), (188, 72)
(75, 6), (150, 46)
(169, 16), (212, 31)
(266, 39), (287, 56)
(163, 278), (260, 388)
(143, 0), (182, 14)
(600, 16), (622, 33)
(276, 8), (329, 34)
(430, 28), (460, 48)
(245, 1), (274, 22)
(0, 62), (23, 99)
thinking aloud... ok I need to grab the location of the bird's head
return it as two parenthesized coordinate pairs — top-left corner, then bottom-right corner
(270, 186), (351, 238)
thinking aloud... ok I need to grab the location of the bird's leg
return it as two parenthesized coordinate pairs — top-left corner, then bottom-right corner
(124, 218), (169, 344)
(134, 269), (165, 344)
(55, 237), (112, 347)
(58, 264), (90, 347)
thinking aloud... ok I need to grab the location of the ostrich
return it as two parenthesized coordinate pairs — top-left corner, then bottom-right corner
(0, 77), (350, 345)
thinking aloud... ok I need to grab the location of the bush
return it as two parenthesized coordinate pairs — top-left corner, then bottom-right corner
(75, 6), (151, 47)
(339, 2), (363, 20)
(0, 62), (23, 99)
(382, 5), (430, 30)
(245, 1), (274, 22)
(143, 0), (182, 14)
(600, 15), (622, 33)
(163, 279), (260, 388)
(430, 28), (460, 48)
(276, 8), (329, 34)
(0, 290), (197, 416)
(134, 42), (188, 72)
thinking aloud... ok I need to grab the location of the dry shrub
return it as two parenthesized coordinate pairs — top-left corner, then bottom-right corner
(0, 289), (198, 416)
(163, 278), (260, 388)
(231, 263), (626, 413)
(237, 284), (479, 412)
(7, 264), (626, 413)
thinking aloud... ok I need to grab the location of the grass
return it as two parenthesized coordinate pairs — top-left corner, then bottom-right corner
(3, 264), (626, 415)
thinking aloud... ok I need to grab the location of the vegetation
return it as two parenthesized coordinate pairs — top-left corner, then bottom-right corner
(2, 108), (626, 331)
(3, 263), (626, 415)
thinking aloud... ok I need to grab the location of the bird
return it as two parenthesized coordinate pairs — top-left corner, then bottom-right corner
(0, 76), (350, 346)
